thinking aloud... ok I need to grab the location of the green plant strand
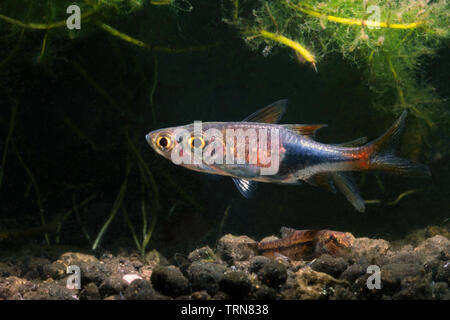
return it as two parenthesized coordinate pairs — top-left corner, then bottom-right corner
(92, 166), (129, 250)
(288, 2), (425, 30)
(0, 8), (98, 30)
(13, 141), (49, 245)
(97, 22), (220, 53)
(0, 105), (17, 188)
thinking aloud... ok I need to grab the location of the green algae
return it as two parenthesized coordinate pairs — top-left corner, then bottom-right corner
(225, 0), (449, 132)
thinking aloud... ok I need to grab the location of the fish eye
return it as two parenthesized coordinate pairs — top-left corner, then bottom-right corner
(188, 136), (205, 149)
(156, 135), (172, 150)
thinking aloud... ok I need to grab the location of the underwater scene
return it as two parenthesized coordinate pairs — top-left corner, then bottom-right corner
(0, 0), (449, 302)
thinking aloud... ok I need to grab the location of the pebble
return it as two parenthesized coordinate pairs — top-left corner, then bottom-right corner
(79, 282), (101, 300)
(219, 271), (252, 298)
(249, 256), (270, 274)
(257, 260), (287, 288)
(187, 261), (226, 295)
(310, 254), (348, 278)
(150, 265), (189, 298)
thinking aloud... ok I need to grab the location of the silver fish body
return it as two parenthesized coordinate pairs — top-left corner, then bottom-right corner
(146, 100), (430, 212)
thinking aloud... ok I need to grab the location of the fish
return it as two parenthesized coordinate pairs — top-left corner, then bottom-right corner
(257, 227), (353, 261)
(145, 100), (431, 212)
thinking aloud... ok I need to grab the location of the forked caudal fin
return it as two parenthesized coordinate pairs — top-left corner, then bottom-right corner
(364, 111), (431, 178)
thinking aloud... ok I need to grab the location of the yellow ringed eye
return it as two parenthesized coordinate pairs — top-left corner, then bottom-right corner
(156, 135), (172, 150)
(188, 136), (205, 149)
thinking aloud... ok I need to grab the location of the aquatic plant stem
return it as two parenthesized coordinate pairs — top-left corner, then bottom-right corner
(0, 8), (98, 30)
(73, 60), (126, 116)
(216, 204), (231, 246)
(150, 0), (173, 5)
(12, 142), (49, 245)
(37, 32), (49, 63)
(63, 116), (97, 150)
(98, 22), (150, 49)
(92, 166), (129, 250)
(55, 193), (97, 244)
(0, 105), (17, 188)
(97, 22), (219, 53)
(257, 29), (317, 71)
(364, 189), (423, 207)
(234, 0), (239, 23)
(149, 54), (158, 124)
(386, 56), (433, 128)
(388, 189), (423, 206)
(123, 207), (142, 252)
(124, 181), (158, 256)
(288, 3), (424, 30)
(126, 132), (160, 209)
(141, 207), (158, 257)
(0, 28), (25, 70)
(387, 56), (406, 106)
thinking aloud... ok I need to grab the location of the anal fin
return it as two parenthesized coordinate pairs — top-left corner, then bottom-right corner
(331, 172), (365, 213)
(307, 172), (365, 212)
(306, 174), (337, 194)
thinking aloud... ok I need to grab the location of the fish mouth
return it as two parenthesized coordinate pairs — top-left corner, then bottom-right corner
(145, 130), (161, 147)
(145, 129), (170, 156)
(145, 133), (152, 145)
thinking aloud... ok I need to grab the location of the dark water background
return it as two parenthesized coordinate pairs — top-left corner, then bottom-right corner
(1, 2), (449, 257)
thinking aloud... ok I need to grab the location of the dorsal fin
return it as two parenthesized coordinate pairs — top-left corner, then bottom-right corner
(281, 124), (327, 137)
(242, 99), (287, 123)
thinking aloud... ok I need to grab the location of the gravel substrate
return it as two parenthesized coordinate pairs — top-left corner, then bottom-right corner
(0, 227), (449, 300)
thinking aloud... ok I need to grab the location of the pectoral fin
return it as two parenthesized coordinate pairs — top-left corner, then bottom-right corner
(232, 178), (257, 198)
(243, 99), (287, 123)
